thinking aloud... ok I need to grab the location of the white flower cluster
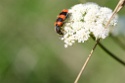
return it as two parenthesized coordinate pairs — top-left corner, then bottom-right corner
(61, 2), (118, 48)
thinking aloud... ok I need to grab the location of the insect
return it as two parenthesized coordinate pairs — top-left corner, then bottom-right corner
(54, 9), (68, 35)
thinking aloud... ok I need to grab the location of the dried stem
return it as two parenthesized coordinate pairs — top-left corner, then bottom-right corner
(105, 0), (125, 28)
(74, 39), (100, 83)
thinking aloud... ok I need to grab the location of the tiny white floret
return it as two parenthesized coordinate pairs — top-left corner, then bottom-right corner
(60, 2), (118, 47)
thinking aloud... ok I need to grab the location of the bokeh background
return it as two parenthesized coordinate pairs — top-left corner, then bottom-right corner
(0, 0), (125, 83)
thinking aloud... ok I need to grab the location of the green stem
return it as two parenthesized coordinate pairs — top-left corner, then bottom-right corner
(91, 36), (125, 66)
(110, 35), (125, 50)
(98, 41), (125, 66)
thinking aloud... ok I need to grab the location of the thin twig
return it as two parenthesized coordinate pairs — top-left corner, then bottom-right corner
(74, 39), (100, 83)
(105, 0), (125, 28)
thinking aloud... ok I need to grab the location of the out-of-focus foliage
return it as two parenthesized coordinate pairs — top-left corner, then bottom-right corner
(0, 0), (125, 83)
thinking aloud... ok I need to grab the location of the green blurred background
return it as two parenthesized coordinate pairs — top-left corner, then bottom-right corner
(0, 0), (125, 83)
